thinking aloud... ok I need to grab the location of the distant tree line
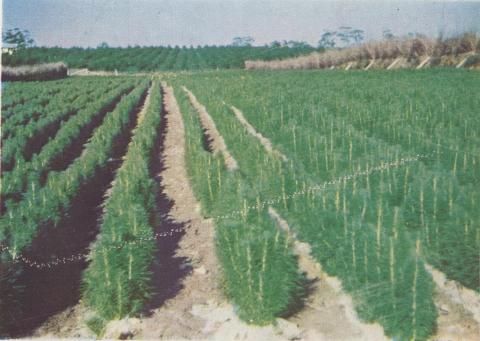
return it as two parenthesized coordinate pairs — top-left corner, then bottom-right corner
(2, 45), (320, 71)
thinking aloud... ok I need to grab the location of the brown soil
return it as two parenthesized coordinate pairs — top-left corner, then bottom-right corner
(181, 86), (238, 171)
(230, 105), (288, 162)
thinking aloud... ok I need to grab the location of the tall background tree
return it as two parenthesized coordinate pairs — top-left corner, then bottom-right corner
(2, 28), (35, 48)
(318, 31), (337, 48)
(318, 27), (364, 49)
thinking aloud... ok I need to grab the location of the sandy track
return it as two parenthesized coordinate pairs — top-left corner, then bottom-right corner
(426, 264), (480, 340)
(268, 207), (387, 340)
(181, 86), (238, 171)
(230, 105), (288, 162)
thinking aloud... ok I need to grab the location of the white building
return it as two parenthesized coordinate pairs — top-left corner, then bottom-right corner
(2, 43), (17, 55)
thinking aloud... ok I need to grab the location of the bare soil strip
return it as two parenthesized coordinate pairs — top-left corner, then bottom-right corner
(426, 264), (480, 340)
(268, 207), (387, 340)
(230, 105), (288, 162)
(181, 86), (238, 171)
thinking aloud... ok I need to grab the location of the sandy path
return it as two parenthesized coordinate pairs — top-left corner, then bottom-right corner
(426, 264), (480, 340)
(230, 105), (288, 162)
(268, 207), (387, 341)
(181, 86), (238, 171)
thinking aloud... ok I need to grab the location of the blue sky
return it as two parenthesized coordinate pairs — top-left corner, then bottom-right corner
(3, 0), (480, 47)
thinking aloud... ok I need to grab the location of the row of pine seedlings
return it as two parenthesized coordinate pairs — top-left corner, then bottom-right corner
(2, 79), (133, 206)
(0, 80), (148, 255)
(82, 80), (162, 326)
(171, 82), (306, 324)
(170, 74), (440, 340)
(0, 78), (148, 332)
(1, 78), (119, 164)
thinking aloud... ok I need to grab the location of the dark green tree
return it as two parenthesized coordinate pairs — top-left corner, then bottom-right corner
(318, 31), (337, 48)
(2, 28), (35, 48)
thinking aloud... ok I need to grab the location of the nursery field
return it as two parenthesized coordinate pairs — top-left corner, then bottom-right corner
(0, 69), (479, 340)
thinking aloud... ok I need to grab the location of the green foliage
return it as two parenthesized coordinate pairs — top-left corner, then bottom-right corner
(172, 86), (306, 324)
(0, 80), (149, 257)
(83, 81), (162, 319)
(85, 315), (106, 337)
(1, 78), (122, 165)
(1, 78), (137, 206)
(167, 69), (479, 339)
(1, 69), (477, 337)
(2, 28), (35, 48)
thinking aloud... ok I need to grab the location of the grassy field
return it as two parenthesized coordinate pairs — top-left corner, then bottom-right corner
(1, 69), (479, 339)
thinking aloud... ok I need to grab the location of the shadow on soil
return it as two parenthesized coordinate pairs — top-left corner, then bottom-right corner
(142, 86), (190, 315)
(280, 273), (316, 319)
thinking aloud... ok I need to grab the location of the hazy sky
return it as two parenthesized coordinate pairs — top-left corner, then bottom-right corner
(2, 0), (480, 47)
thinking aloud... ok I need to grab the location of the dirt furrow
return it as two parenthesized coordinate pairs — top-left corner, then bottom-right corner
(9, 86), (148, 339)
(125, 82), (224, 339)
(100, 83), (153, 205)
(181, 86), (238, 171)
(268, 207), (388, 340)
(30, 85), (151, 339)
(230, 105), (288, 162)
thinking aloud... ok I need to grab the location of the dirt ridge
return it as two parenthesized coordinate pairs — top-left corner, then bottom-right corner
(426, 264), (480, 340)
(181, 86), (238, 171)
(230, 105), (288, 162)
(268, 207), (388, 340)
